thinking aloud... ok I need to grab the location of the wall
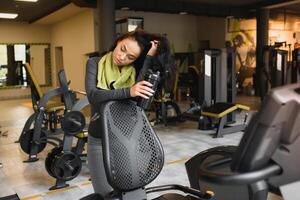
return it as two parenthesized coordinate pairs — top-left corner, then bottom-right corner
(0, 22), (51, 43)
(0, 22), (51, 100)
(51, 10), (226, 91)
(196, 16), (226, 49)
(0, 9), (226, 99)
(50, 10), (95, 92)
(117, 11), (194, 52)
(116, 11), (226, 52)
(30, 45), (48, 84)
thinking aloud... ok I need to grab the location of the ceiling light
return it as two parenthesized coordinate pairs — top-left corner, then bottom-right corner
(121, 7), (130, 10)
(179, 11), (188, 15)
(15, 0), (38, 2)
(0, 13), (18, 19)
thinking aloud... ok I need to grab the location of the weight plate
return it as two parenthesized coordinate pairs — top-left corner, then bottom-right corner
(61, 111), (85, 135)
(45, 146), (63, 178)
(51, 151), (82, 181)
(19, 129), (47, 154)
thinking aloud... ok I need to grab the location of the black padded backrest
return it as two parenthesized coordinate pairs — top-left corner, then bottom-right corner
(58, 69), (75, 110)
(100, 100), (164, 191)
(231, 84), (300, 172)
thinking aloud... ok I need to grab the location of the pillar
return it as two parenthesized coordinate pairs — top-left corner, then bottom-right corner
(255, 8), (269, 100)
(97, 0), (115, 54)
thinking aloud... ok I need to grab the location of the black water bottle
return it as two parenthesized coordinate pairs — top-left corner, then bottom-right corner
(138, 70), (160, 110)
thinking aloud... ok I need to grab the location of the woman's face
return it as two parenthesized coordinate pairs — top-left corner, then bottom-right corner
(112, 38), (141, 66)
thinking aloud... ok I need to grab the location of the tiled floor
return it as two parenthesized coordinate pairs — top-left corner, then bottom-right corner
(0, 97), (282, 200)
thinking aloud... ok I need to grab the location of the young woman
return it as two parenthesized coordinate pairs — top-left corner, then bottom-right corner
(85, 29), (174, 196)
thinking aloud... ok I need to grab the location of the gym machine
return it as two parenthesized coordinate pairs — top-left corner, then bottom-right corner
(0, 194), (20, 200)
(151, 68), (183, 126)
(185, 83), (300, 200)
(182, 49), (249, 138)
(19, 65), (75, 162)
(263, 43), (289, 88)
(40, 69), (89, 190)
(291, 48), (300, 83)
(80, 99), (215, 200)
(80, 69), (215, 200)
(147, 43), (182, 126)
(45, 95), (89, 190)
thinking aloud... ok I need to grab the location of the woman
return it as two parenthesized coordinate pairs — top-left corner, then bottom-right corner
(85, 29), (172, 196)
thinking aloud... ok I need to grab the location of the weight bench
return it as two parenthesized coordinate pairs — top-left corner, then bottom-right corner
(19, 67), (75, 162)
(200, 102), (250, 138)
(24, 63), (66, 131)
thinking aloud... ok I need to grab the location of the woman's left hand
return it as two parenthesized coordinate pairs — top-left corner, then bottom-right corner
(147, 40), (159, 56)
(130, 80), (154, 99)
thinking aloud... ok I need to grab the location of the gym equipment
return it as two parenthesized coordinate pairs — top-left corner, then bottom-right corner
(80, 100), (215, 200)
(263, 43), (289, 88)
(182, 49), (249, 138)
(139, 69), (182, 126)
(200, 103), (249, 138)
(45, 95), (89, 190)
(24, 63), (66, 131)
(19, 65), (75, 162)
(186, 83), (300, 200)
(45, 146), (82, 181)
(19, 128), (47, 154)
(291, 48), (300, 83)
(45, 110), (85, 182)
(61, 111), (86, 136)
(0, 194), (20, 200)
(151, 65), (183, 126)
(152, 98), (182, 126)
(147, 52), (182, 126)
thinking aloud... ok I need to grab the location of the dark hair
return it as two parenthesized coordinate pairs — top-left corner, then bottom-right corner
(111, 29), (176, 93)
(110, 29), (151, 56)
(109, 29), (152, 74)
(151, 36), (177, 95)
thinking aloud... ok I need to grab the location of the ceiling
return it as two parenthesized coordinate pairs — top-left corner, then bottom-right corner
(1, 0), (300, 24)
(0, 0), (70, 23)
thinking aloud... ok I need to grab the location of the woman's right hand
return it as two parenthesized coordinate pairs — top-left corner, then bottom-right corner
(147, 40), (159, 56)
(130, 80), (154, 99)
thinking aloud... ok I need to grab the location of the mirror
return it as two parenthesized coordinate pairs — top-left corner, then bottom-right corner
(116, 17), (144, 37)
(0, 43), (51, 88)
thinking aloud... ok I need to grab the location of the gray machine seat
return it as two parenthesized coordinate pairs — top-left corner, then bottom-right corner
(101, 100), (164, 191)
(186, 83), (300, 200)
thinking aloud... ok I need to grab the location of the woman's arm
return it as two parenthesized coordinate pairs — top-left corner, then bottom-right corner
(85, 57), (131, 105)
(136, 40), (159, 81)
(136, 55), (154, 81)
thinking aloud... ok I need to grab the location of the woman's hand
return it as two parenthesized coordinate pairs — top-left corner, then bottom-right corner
(130, 80), (154, 99)
(147, 40), (159, 56)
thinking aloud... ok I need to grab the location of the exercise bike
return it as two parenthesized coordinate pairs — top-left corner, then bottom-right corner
(80, 70), (215, 200)
(185, 83), (300, 200)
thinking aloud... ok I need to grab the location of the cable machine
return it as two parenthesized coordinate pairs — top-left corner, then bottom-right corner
(182, 49), (249, 138)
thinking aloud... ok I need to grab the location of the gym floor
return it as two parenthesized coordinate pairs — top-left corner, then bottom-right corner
(0, 97), (282, 200)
